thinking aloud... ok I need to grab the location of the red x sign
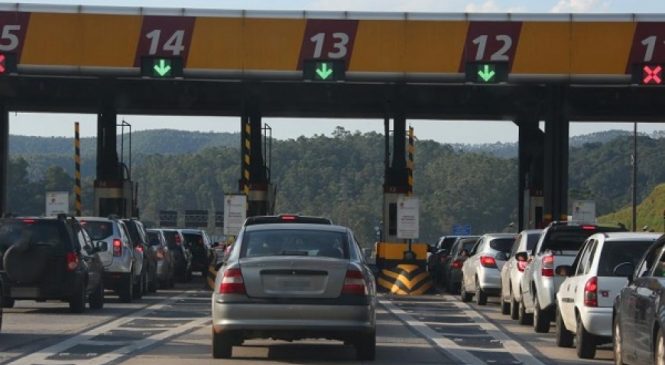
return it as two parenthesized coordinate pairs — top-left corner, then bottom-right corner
(643, 65), (663, 84)
(0, 54), (6, 74)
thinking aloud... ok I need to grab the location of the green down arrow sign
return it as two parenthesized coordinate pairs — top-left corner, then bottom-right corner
(477, 64), (496, 82)
(153, 59), (172, 77)
(315, 62), (334, 80)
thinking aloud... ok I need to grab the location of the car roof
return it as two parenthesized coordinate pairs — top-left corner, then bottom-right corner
(180, 229), (205, 234)
(594, 232), (662, 241)
(522, 229), (543, 234)
(76, 216), (114, 222)
(245, 223), (348, 233)
(244, 214), (333, 226)
(481, 233), (516, 239)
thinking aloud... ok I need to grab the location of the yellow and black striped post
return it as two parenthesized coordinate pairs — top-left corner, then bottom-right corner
(407, 126), (414, 195)
(243, 120), (251, 195)
(74, 122), (82, 216)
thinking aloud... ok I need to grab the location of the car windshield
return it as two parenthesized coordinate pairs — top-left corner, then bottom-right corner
(598, 241), (654, 276)
(0, 220), (66, 253)
(146, 231), (161, 246)
(489, 238), (514, 252)
(241, 229), (349, 259)
(183, 233), (203, 247)
(439, 237), (458, 250)
(80, 221), (113, 240)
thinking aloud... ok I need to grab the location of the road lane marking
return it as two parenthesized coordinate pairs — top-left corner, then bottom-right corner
(381, 297), (548, 365)
(6, 290), (211, 365)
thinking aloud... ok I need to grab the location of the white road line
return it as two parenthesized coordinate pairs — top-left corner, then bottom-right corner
(7, 290), (211, 365)
(381, 297), (549, 365)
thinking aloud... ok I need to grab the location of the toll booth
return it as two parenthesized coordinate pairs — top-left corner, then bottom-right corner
(375, 121), (432, 295)
(93, 176), (135, 218)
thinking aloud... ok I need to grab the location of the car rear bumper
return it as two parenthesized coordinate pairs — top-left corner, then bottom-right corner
(212, 301), (375, 337)
(478, 268), (502, 294)
(103, 271), (131, 288)
(580, 306), (613, 337)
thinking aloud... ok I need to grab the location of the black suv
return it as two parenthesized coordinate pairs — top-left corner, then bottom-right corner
(0, 216), (105, 313)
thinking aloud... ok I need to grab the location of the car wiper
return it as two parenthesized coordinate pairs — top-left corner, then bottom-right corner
(279, 250), (309, 256)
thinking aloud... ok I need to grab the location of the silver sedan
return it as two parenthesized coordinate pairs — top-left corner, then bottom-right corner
(211, 223), (377, 360)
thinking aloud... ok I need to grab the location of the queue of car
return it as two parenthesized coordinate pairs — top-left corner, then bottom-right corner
(433, 221), (665, 364)
(0, 214), (216, 333)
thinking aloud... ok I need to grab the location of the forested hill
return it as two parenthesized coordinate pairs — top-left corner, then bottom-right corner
(6, 128), (665, 246)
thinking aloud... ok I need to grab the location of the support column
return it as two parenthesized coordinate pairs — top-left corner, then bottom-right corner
(0, 106), (8, 216)
(382, 114), (410, 243)
(517, 120), (544, 230)
(543, 87), (569, 225)
(94, 107), (132, 217)
(239, 110), (271, 217)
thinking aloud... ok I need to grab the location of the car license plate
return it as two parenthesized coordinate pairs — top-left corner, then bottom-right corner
(11, 287), (39, 297)
(281, 280), (310, 289)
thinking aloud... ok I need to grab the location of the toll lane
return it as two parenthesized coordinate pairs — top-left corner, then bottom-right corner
(1, 285), (615, 365)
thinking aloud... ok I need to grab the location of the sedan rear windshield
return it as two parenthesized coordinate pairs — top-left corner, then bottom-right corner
(80, 221), (113, 240)
(241, 229), (349, 259)
(490, 238), (514, 252)
(183, 233), (204, 247)
(439, 237), (459, 250)
(598, 241), (654, 277)
(0, 220), (68, 253)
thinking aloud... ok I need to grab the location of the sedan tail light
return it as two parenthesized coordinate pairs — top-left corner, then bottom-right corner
(517, 260), (528, 272)
(342, 269), (367, 295)
(480, 256), (497, 268)
(451, 259), (463, 269)
(542, 255), (554, 277)
(66, 252), (79, 272)
(584, 276), (598, 307)
(219, 268), (246, 294)
(112, 239), (122, 257)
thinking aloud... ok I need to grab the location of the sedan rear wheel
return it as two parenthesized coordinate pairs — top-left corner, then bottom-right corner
(533, 296), (551, 333)
(475, 278), (488, 305)
(510, 291), (520, 320)
(212, 330), (233, 359)
(576, 314), (597, 359)
(613, 316), (624, 365)
(460, 277), (472, 302)
(555, 307), (574, 348)
(518, 294), (533, 325)
(656, 329), (665, 365)
(355, 331), (376, 361)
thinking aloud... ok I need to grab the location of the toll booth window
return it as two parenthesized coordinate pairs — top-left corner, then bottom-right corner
(389, 203), (397, 236)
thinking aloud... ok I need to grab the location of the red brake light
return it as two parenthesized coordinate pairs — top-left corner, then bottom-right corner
(584, 277), (598, 307)
(113, 239), (122, 257)
(219, 268), (246, 294)
(542, 255), (554, 277)
(281, 215), (297, 221)
(480, 256), (497, 268)
(517, 260), (528, 272)
(581, 225), (597, 231)
(66, 252), (79, 272)
(452, 259), (463, 269)
(22, 219), (35, 224)
(342, 269), (367, 295)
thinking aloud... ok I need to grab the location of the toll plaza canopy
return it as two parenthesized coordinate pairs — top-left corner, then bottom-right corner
(0, 4), (664, 119)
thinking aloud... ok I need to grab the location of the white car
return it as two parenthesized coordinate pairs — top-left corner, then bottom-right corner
(500, 229), (542, 319)
(460, 233), (515, 305)
(555, 232), (659, 359)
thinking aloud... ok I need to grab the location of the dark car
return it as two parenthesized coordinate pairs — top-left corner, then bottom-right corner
(181, 229), (213, 274)
(160, 229), (192, 282)
(122, 218), (158, 294)
(0, 216), (105, 313)
(427, 235), (463, 284)
(613, 235), (665, 365)
(441, 236), (480, 293)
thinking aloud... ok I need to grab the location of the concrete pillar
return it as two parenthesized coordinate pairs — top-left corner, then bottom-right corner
(240, 110), (271, 217)
(517, 120), (545, 230)
(543, 87), (569, 225)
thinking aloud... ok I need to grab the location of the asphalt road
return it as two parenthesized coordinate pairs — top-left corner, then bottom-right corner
(0, 279), (612, 365)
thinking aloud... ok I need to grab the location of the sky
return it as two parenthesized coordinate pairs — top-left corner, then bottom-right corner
(5, 0), (665, 143)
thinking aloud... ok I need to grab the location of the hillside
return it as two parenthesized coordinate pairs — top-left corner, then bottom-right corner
(598, 183), (665, 232)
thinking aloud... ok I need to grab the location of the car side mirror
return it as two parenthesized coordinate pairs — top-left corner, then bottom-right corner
(613, 262), (635, 282)
(515, 252), (528, 262)
(555, 265), (573, 277)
